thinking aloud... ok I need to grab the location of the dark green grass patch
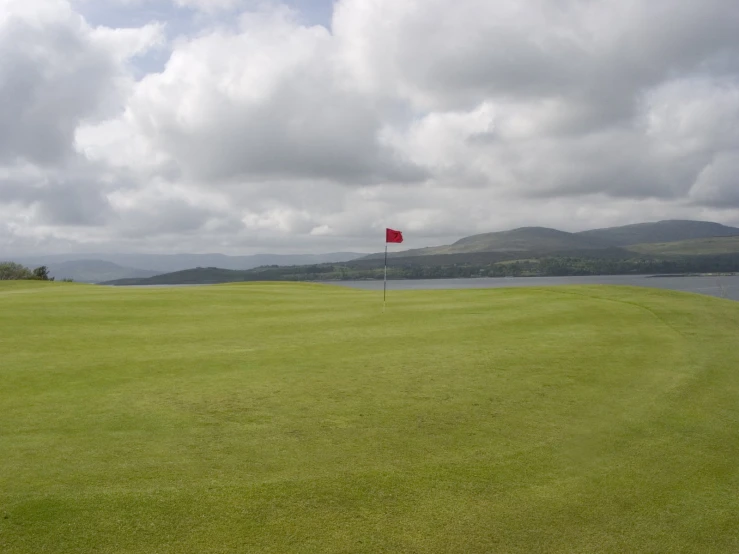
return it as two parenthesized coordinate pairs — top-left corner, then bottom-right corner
(2, 281), (739, 552)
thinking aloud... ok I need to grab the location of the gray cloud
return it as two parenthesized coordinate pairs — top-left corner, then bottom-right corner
(0, 7), (123, 165)
(0, 170), (115, 226)
(689, 153), (739, 207)
(35, 180), (114, 227)
(141, 82), (424, 184)
(335, 0), (739, 116)
(115, 198), (226, 238)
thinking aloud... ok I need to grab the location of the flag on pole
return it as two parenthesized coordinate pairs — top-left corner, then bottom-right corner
(386, 228), (403, 243)
(383, 228), (402, 311)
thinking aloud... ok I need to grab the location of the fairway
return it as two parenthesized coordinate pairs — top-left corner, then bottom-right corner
(2, 281), (739, 553)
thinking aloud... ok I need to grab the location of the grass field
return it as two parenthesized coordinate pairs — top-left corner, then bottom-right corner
(2, 281), (739, 553)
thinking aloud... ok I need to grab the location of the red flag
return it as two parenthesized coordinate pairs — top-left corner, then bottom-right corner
(386, 228), (403, 243)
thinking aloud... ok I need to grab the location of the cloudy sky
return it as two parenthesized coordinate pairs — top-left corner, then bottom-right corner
(1, 0), (739, 255)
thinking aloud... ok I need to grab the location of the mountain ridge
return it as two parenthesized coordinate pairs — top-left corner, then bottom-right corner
(11, 219), (739, 285)
(5, 251), (365, 282)
(361, 219), (739, 260)
(48, 260), (160, 283)
(576, 219), (739, 246)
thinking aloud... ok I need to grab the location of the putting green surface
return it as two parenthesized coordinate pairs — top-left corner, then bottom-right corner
(2, 281), (739, 553)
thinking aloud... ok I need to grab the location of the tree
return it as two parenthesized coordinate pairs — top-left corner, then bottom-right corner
(0, 262), (34, 280)
(0, 262), (55, 281)
(32, 266), (54, 281)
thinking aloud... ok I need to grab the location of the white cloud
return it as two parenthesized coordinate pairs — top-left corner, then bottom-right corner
(77, 7), (423, 185)
(173, 0), (245, 12)
(690, 154), (739, 207)
(0, 0), (164, 168)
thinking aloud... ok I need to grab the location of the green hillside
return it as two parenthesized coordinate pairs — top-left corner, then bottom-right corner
(445, 226), (610, 253)
(2, 281), (739, 552)
(359, 220), (739, 261)
(627, 236), (739, 256)
(577, 219), (739, 246)
(107, 266), (256, 285)
(364, 227), (611, 259)
(104, 249), (739, 285)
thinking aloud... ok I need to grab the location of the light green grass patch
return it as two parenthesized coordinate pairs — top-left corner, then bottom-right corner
(2, 281), (739, 552)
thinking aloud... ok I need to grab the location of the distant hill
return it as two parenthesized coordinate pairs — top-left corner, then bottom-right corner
(104, 248), (739, 286)
(348, 247), (633, 270)
(362, 227), (611, 260)
(627, 236), (739, 256)
(447, 227), (611, 253)
(25, 219), (739, 286)
(359, 220), (739, 261)
(577, 220), (739, 246)
(9, 252), (364, 274)
(47, 260), (160, 283)
(105, 267), (253, 286)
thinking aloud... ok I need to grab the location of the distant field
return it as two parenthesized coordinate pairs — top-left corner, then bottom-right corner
(2, 281), (739, 553)
(628, 236), (739, 256)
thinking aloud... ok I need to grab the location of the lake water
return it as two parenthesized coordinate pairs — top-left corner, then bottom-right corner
(327, 275), (739, 301)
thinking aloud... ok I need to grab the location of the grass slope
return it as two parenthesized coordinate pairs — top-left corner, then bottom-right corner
(577, 220), (739, 246)
(2, 281), (739, 553)
(628, 236), (739, 256)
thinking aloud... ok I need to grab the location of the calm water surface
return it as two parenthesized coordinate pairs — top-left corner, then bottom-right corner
(327, 275), (739, 301)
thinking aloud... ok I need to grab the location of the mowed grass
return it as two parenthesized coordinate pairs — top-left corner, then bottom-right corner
(2, 281), (739, 553)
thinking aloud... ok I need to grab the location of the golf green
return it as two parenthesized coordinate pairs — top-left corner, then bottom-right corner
(2, 281), (739, 552)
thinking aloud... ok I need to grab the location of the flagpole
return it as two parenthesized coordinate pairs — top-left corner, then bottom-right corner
(383, 244), (388, 312)
(383, 228), (402, 312)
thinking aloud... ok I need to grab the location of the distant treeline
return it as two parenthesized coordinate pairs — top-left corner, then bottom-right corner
(105, 253), (739, 285)
(255, 253), (739, 280)
(0, 262), (56, 281)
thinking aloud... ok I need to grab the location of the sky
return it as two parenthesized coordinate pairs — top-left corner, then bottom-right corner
(1, 0), (739, 256)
